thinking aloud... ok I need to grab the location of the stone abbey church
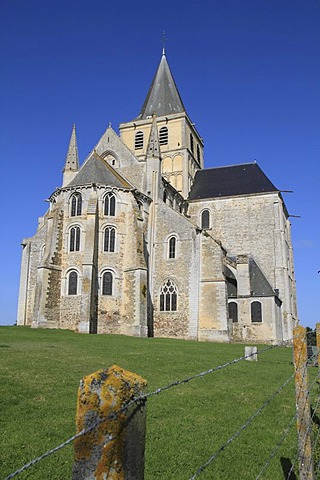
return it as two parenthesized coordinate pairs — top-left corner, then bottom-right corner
(17, 52), (298, 344)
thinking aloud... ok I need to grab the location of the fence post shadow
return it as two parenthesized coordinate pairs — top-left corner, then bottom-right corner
(280, 457), (297, 480)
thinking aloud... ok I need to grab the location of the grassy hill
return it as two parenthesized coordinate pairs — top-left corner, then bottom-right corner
(0, 327), (317, 479)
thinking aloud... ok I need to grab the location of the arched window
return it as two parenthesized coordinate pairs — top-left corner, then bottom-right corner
(201, 210), (210, 229)
(104, 226), (116, 252)
(190, 133), (194, 153)
(251, 301), (262, 323)
(102, 271), (113, 295)
(69, 226), (80, 252)
(68, 271), (78, 295)
(135, 131), (144, 150)
(159, 126), (168, 145)
(168, 236), (176, 259)
(160, 279), (177, 312)
(70, 193), (82, 217)
(104, 193), (116, 216)
(228, 302), (238, 323)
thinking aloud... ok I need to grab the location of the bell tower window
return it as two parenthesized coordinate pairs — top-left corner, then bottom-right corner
(135, 131), (144, 150)
(159, 126), (168, 145)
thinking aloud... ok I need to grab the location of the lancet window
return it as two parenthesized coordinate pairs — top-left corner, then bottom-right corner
(168, 236), (176, 259)
(69, 226), (80, 252)
(104, 193), (116, 216)
(70, 193), (82, 217)
(104, 226), (116, 252)
(201, 210), (210, 230)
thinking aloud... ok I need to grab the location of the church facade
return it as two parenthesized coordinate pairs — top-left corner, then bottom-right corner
(17, 52), (298, 344)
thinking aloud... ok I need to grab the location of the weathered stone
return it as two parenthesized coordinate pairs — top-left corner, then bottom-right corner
(72, 365), (147, 480)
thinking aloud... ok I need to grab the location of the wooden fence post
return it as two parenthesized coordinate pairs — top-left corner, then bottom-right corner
(293, 326), (314, 480)
(317, 322), (320, 381)
(72, 365), (147, 480)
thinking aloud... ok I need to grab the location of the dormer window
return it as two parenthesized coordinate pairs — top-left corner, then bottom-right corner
(135, 131), (144, 150)
(159, 126), (168, 145)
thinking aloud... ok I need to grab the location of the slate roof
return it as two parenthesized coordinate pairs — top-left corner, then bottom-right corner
(225, 258), (275, 297)
(68, 154), (132, 189)
(188, 163), (278, 200)
(135, 53), (186, 120)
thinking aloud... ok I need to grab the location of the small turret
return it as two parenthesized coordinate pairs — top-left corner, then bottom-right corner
(62, 124), (79, 187)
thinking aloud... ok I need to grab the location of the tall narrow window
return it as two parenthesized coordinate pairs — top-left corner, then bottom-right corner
(70, 193), (82, 216)
(104, 193), (116, 216)
(102, 271), (113, 295)
(159, 126), (168, 145)
(197, 144), (201, 164)
(104, 227), (116, 252)
(228, 302), (238, 323)
(201, 210), (210, 229)
(168, 236), (176, 259)
(251, 301), (262, 323)
(68, 271), (78, 295)
(69, 226), (80, 252)
(160, 279), (177, 312)
(135, 131), (144, 150)
(190, 134), (194, 154)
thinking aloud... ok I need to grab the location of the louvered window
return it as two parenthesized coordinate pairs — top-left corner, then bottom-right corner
(135, 131), (144, 150)
(159, 126), (168, 145)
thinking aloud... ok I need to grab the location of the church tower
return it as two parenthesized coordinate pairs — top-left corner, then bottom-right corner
(119, 51), (204, 198)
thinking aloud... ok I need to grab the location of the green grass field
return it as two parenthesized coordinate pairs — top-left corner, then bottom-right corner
(0, 327), (318, 479)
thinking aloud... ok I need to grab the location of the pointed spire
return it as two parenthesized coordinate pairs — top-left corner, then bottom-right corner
(64, 124), (79, 172)
(146, 113), (160, 159)
(135, 54), (186, 120)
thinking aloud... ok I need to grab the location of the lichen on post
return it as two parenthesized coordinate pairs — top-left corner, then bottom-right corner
(72, 365), (147, 480)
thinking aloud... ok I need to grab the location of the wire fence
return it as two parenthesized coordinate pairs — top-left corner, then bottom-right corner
(3, 327), (320, 480)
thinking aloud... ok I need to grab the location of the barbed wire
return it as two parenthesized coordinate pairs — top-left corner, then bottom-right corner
(256, 367), (320, 480)
(188, 371), (295, 480)
(285, 356), (320, 480)
(3, 343), (277, 480)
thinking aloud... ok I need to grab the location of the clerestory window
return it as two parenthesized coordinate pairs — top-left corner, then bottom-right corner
(160, 279), (178, 312)
(70, 193), (82, 217)
(69, 226), (80, 252)
(104, 193), (116, 216)
(104, 226), (116, 252)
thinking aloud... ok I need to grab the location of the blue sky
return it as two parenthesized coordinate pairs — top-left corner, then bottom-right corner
(0, 0), (319, 328)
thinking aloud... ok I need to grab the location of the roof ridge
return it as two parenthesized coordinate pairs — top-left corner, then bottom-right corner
(199, 162), (257, 172)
